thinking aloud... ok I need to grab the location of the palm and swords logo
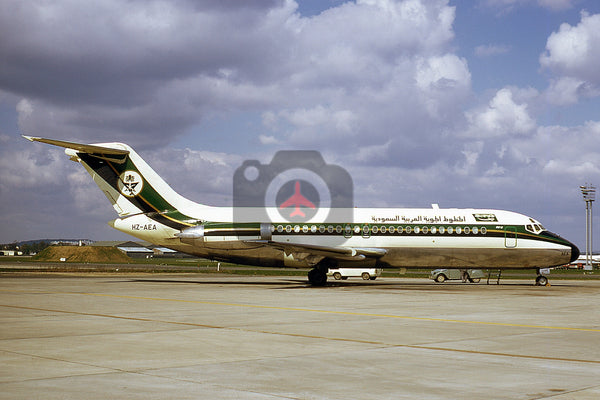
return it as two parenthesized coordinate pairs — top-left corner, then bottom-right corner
(118, 170), (143, 197)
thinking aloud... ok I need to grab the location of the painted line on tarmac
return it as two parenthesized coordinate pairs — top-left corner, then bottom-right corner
(2, 302), (600, 366)
(76, 292), (600, 333)
(4, 289), (600, 333)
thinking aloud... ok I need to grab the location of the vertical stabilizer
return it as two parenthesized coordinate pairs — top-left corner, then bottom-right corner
(24, 136), (201, 230)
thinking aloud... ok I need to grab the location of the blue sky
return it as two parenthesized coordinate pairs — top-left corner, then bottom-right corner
(1, 0), (600, 251)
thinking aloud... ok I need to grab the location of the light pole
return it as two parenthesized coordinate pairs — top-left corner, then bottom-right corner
(580, 184), (595, 271)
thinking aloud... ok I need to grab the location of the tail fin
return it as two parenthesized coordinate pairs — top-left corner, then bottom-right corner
(24, 136), (200, 229)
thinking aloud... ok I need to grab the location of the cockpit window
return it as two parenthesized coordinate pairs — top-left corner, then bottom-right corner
(525, 223), (545, 234)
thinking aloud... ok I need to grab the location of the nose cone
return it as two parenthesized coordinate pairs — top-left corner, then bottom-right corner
(570, 242), (580, 263)
(543, 231), (580, 264)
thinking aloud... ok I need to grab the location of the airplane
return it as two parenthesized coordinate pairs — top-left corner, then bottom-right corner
(24, 136), (580, 286)
(279, 181), (316, 218)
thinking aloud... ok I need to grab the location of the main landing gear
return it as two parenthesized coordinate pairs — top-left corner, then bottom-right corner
(308, 267), (328, 286)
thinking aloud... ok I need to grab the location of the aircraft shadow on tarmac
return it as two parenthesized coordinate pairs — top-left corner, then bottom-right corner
(121, 278), (561, 290)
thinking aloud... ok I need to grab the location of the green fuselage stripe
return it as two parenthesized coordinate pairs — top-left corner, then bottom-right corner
(199, 222), (569, 247)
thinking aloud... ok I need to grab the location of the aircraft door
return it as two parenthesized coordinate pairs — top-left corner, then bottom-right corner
(504, 227), (517, 248)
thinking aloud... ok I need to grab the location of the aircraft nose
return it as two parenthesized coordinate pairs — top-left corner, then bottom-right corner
(544, 231), (580, 264)
(570, 242), (580, 263)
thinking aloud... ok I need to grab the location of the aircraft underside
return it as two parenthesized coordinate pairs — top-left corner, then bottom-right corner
(157, 238), (576, 286)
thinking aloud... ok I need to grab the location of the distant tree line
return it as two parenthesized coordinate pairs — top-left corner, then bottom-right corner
(1, 241), (50, 255)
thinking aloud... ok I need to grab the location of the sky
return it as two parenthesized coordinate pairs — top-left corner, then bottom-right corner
(1, 0), (600, 251)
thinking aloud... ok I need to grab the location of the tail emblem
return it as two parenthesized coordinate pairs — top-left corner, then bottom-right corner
(118, 170), (143, 197)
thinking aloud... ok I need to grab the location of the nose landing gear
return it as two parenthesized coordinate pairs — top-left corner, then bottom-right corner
(535, 274), (549, 286)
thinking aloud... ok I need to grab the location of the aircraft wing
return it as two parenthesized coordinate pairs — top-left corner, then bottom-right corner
(246, 240), (387, 261)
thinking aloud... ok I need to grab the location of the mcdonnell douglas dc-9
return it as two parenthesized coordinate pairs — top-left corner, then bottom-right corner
(25, 136), (579, 286)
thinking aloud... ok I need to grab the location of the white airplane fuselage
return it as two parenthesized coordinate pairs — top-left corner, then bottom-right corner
(110, 206), (576, 271)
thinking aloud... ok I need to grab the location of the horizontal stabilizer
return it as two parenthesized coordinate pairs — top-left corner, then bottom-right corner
(23, 136), (129, 155)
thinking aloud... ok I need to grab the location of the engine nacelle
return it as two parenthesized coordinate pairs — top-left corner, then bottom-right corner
(176, 225), (205, 246)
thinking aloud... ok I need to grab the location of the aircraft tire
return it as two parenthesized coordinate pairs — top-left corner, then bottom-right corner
(308, 268), (327, 286)
(535, 275), (549, 286)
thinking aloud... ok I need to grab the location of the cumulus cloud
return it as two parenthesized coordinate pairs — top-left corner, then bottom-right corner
(540, 11), (600, 87)
(146, 147), (243, 206)
(464, 87), (536, 138)
(0, 0), (464, 151)
(543, 76), (600, 105)
(3, 0), (467, 158)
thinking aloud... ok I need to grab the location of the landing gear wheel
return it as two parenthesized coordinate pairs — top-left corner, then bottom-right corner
(361, 272), (371, 280)
(333, 272), (342, 280)
(435, 274), (447, 283)
(536, 275), (549, 286)
(308, 268), (328, 286)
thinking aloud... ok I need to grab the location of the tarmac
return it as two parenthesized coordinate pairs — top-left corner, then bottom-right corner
(1, 274), (599, 399)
